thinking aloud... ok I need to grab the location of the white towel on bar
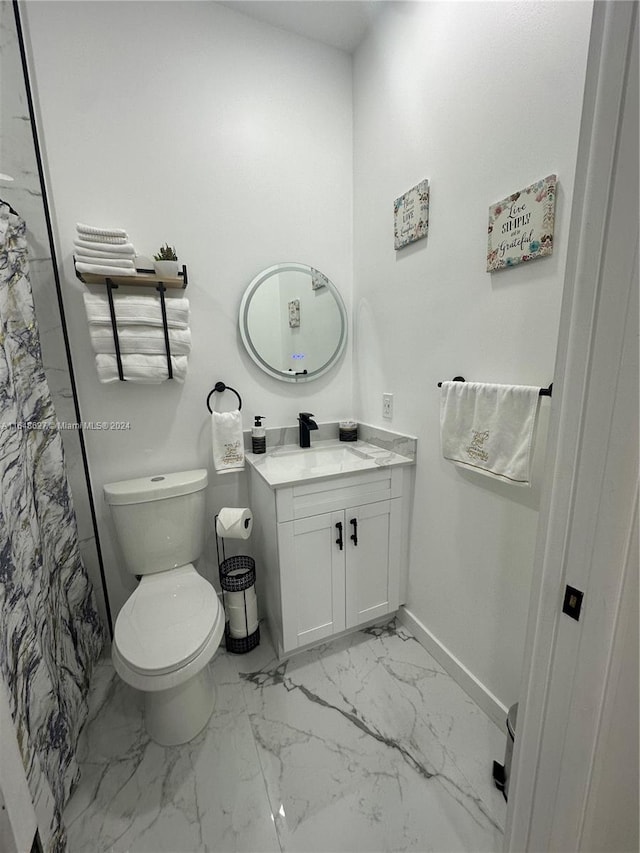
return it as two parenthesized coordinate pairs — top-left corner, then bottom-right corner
(75, 261), (136, 277)
(89, 325), (192, 355)
(75, 255), (135, 269)
(95, 353), (188, 383)
(211, 410), (245, 474)
(440, 381), (541, 486)
(76, 222), (128, 239)
(83, 292), (190, 328)
(74, 238), (136, 255)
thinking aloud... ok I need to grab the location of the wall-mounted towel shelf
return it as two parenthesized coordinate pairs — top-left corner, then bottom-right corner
(75, 263), (188, 290)
(75, 259), (189, 381)
(437, 376), (553, 397)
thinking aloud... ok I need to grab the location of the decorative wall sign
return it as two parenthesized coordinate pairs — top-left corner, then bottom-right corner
(394, 179), (429, 250)
(288, 299), (300, 328)
(311, 268), (328, 290)
(486, 174), (557, 272)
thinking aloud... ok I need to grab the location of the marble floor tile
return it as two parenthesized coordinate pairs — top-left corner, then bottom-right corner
(239, 625), (504, 852)
(64, 620), (506, 853)
(65, 653), (280, 853)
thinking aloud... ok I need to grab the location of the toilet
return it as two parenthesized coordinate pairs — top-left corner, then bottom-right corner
(104, 469), (224, 746)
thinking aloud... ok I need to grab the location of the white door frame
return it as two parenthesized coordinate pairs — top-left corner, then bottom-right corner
(505, 1), (638, 850)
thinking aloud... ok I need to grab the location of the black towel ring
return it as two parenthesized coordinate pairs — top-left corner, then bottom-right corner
(206, 381), (242, 413)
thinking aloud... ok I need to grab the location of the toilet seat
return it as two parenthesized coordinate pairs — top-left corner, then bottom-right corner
(114, 564), (220, 676)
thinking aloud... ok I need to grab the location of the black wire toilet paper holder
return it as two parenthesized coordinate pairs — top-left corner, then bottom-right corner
(214, 513), (260, 655)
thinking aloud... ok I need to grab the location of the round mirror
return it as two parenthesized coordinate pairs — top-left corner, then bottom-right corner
(239, 263), (347, 382)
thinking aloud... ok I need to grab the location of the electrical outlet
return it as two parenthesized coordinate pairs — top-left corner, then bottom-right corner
(382, 393), (393, 419)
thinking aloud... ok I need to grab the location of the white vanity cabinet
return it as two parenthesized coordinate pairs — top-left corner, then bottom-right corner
(249, 465), (406, 657)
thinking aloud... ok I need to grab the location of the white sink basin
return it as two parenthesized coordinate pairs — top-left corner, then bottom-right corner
(246, 440), (412, 487)
(272, 443), (370, 466)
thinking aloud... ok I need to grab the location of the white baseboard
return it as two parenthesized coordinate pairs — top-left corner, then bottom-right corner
(398, 606), (508, 732)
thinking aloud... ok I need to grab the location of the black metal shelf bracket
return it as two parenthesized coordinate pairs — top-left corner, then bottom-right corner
(105, 277), (124, 381)
(155, 281), (173, 379)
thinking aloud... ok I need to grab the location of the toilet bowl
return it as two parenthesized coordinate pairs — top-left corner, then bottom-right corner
(104, 470), (224, 746)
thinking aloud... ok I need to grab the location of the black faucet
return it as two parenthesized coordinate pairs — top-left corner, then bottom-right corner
(298, 412), (318, 448)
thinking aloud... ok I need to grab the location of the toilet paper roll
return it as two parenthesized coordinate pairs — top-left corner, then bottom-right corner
(216, 507), (253, 540)
(226, 588), (258, 638)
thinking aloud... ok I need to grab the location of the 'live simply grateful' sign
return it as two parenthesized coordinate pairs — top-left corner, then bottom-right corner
(394, 180), (429, 250)
(486, 175), (556, 272)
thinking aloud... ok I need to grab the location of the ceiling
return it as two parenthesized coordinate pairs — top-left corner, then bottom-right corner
(217, 1), (385, 53)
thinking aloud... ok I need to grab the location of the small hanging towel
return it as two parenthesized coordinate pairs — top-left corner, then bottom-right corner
(440, 381), (541, 486)
(211, 410), (245, 474)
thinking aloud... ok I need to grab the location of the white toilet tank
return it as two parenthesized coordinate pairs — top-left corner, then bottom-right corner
(104, 469), (208, 576)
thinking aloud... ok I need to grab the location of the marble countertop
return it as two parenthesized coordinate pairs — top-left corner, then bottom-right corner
(246, 439), (415, 488)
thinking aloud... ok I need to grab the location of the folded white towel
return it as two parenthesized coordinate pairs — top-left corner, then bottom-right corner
(440, 381), (541, 486)
(73, 243), (136, 261)
(75, 255), (135, 269)
(89, 325), (192, 355)
(76, 261), (136, 277)
(76, 222), (128, 239)
(83, 292), (190, 328)
(77, 233), (128, 245)
(95, 353), (188, 383)
(211, 410), (245, 474)
(74, 238), (136, 255)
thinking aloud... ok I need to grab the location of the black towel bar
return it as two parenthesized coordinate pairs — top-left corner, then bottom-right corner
(206, 382), (242, 413)
(437, 377), (553, 397)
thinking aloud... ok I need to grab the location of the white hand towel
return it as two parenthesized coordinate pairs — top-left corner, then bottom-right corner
(74, 238), (136, 255)
(211, 410), (245, 474)
(83, 292), (190, 328)
(75, 255), (135, 269)
(76, 222), (128, 239)
(95, 353), (188, 383)
(440, 381), (541, 486)
(75, 261), (136, 277)
(89, 325), (192, 355)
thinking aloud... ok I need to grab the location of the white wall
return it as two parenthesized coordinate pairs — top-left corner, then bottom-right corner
(352, 1), (592, 706)
(23, 1), (353, 620)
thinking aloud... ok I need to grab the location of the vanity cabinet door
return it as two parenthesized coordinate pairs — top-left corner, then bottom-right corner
(278, 499), (402, 652)
(279, 510), (346, 652)
(345, 499), (401, 629)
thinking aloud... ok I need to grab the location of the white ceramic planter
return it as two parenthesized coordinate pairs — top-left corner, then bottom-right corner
(153, 260), (179, 279)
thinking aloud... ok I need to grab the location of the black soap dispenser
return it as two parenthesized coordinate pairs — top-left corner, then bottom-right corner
(252, 415), (266, 454)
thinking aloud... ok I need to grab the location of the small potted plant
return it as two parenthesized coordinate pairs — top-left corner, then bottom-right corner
(153, 243), (179, 279)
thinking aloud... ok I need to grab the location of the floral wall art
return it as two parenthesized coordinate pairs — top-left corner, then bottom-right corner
(486, 174), (557, 271)
(394, 179), (429, 250)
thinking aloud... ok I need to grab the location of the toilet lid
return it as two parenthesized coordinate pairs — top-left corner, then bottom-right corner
(114, 564), (220, 675)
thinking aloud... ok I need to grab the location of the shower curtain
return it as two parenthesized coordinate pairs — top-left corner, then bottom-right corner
(0, 201), (105, 852)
